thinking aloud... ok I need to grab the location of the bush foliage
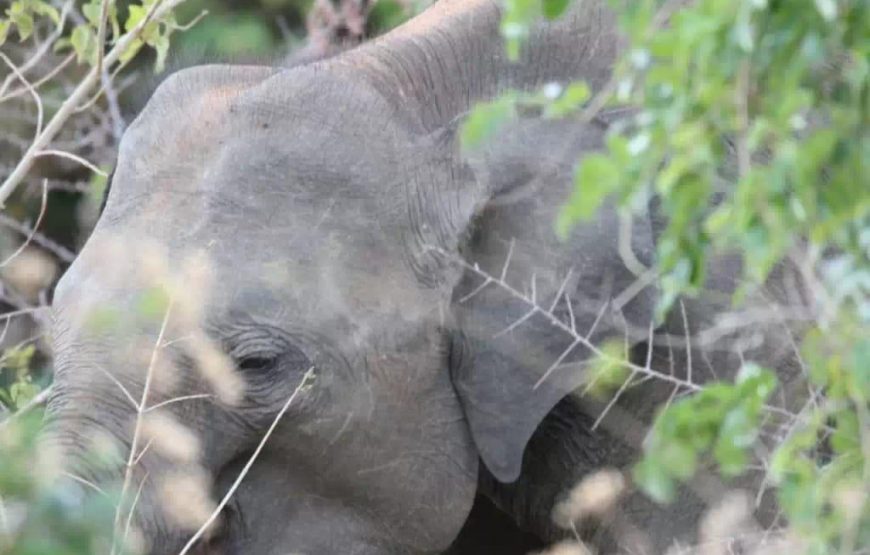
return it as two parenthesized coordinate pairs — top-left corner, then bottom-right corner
(463, 0), (868, 551)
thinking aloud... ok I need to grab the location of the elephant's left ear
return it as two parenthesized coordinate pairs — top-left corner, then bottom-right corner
(332, 0), (630, 482)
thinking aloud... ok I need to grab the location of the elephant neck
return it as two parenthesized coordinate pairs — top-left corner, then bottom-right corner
(336, 0), (621, 134)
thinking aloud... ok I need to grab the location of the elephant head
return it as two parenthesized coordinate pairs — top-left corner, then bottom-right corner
(47, 1), (661, 553)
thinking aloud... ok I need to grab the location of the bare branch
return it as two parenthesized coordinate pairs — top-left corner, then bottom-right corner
(0, 0), (190, 207)
(0, 52), (44, 139)
(0, 212), (76, 263)
(0, 54), (75, 104)
(177, 367), (317, 555)
(95, 365), (141, 412)
(34, 150), (108, 177)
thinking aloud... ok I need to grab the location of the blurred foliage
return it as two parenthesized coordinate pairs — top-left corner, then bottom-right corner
(464, 0), (870, 551)
(634, 364), (777, 502)
(0, 413), (127, 555)
(0, 345), (39, 412)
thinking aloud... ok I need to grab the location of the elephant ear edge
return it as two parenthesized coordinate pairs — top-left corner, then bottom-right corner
(446, 120), (660, 484)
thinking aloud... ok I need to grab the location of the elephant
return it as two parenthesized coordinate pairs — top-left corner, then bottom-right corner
(46, 0), (808, 553)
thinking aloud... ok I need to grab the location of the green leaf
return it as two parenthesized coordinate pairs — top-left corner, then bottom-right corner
(460, 95), (516, 150)
(658, 440), (698, 480)
(136, 286), (170, 322)
(542, 0), (571, 20)
(8, 3), (34, 41)
(634, 457), (677, 503)
(3, 345), (35, 376)
(0, 20), (10, 46)
(368, 0), (409, 33)
(82, 1), (102, 27)
(152, 33), (170, 73)
(31, 0), (59, 25)
(9, 380), (40, 407)
(125, 4), (146, 32)
(69, 24), (94, 64)
(556, 153), (619, 237)
(544, 81), (590, 118)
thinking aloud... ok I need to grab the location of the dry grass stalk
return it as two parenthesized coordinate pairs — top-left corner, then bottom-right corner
(177, 366), (316, 555)
(140, 411), (201, 463)
(552, 469), (626, 530)
(698, 491), (754, 555)
(158, 468), (216, 532)
(533, 540), (595, 555)
(111, 298), (175, 555)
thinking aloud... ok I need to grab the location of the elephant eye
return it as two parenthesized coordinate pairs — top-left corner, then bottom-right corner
(237, 355), (276, 373)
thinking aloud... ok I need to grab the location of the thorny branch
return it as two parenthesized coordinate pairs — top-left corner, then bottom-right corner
(429, 243), (813, 430)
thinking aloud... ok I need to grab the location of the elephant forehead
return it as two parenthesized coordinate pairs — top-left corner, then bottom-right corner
(108, 68), (406, 229)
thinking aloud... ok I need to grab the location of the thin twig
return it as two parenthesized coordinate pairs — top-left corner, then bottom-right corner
(96, 365), (141, 411)
(680, 300), (693, 386)
(0, 307), (46, 322)
(34, 150), (108, 177)
(61, 471), (110, 498)
(0, 52), (44, 140)
(120, 472), (149, 554)
(112, 299), (174, 554)
(0, 212), (76, 263)
(618, 213), (650, 277)
(177, 366), (316, 555)
(0, 54), (76, 104)
(0, 180), (48, 268)
(95, 0), (112, 77)
(592, 321), (654, 430)
(144, 394), (213, 413)
(0, 385), (53, 428)
(131, 440), (152, 467)
(0, 0), (73, 98)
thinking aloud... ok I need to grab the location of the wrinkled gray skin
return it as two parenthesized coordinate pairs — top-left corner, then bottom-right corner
(48, 1), (805, 553)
